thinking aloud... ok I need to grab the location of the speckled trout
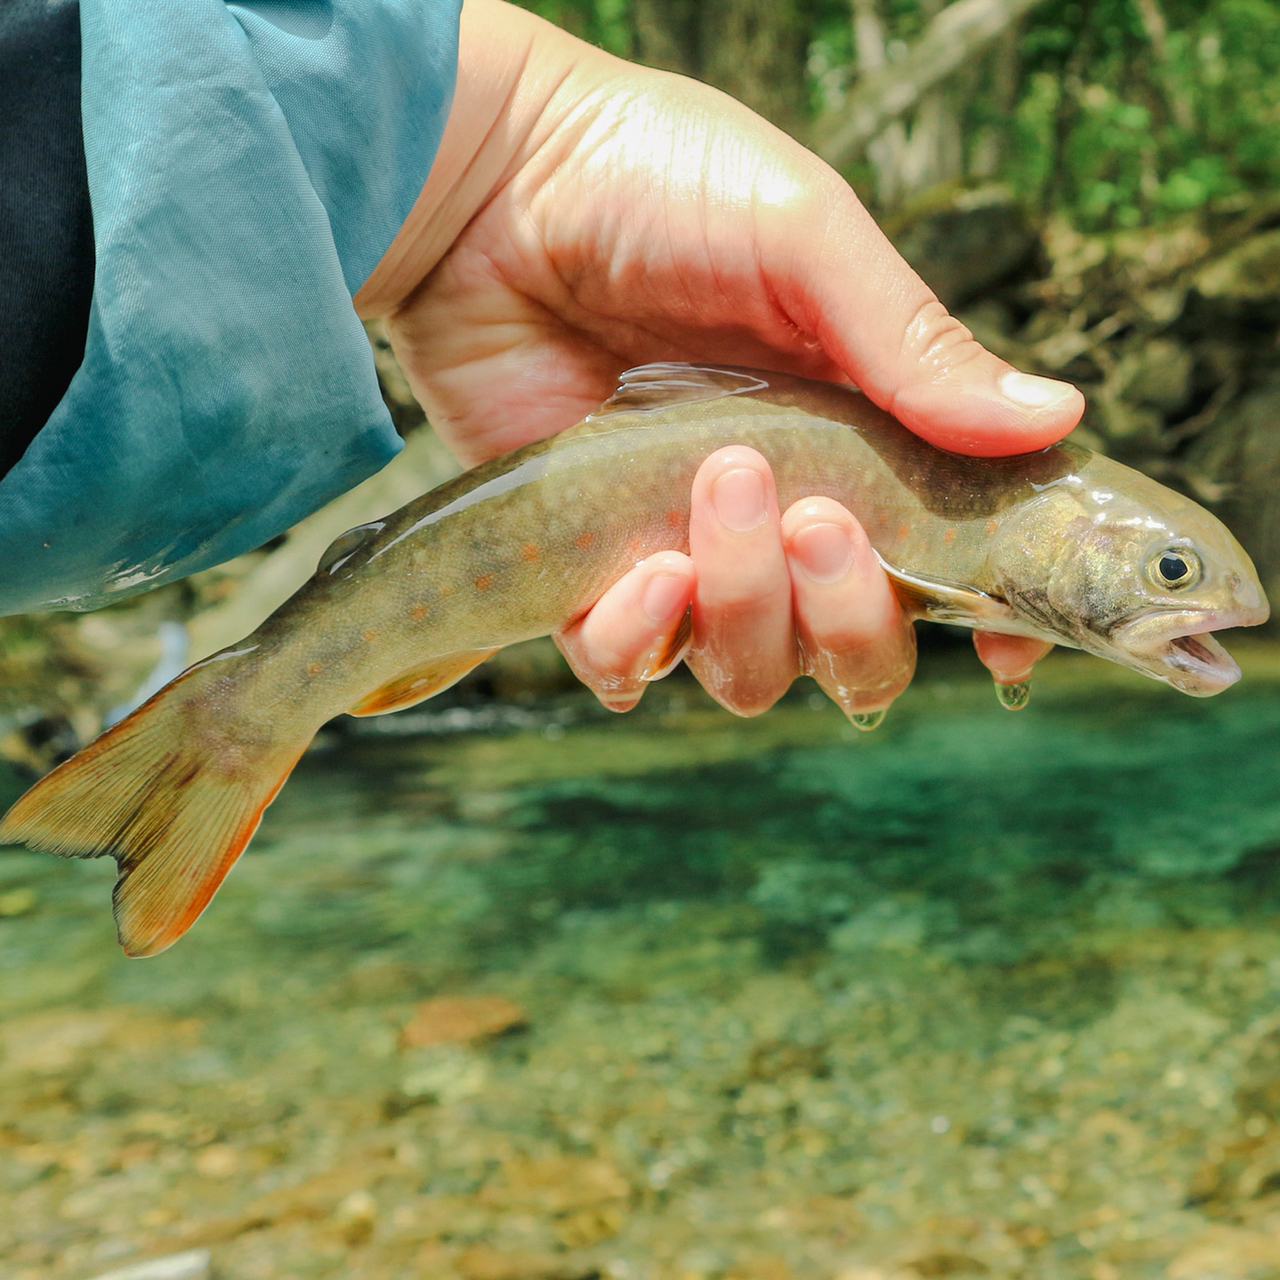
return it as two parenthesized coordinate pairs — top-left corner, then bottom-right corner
(2, 365), (1268, 956)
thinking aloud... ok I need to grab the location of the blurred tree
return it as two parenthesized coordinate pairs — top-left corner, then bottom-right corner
(515, 0), (1280, 227)
(520, 0), (814, 135)
(1008, 0), (1280, 228)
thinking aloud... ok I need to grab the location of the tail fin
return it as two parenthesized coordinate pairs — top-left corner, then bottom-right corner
(0, 689), (303, 958)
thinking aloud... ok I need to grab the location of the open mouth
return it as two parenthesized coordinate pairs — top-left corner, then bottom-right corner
(1114, 609), (1261, 696)
(1161, 630), (1241, 694)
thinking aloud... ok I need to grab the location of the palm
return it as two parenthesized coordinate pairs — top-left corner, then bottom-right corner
(385, 85), (847, 465)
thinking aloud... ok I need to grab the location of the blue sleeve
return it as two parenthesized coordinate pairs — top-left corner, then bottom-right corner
(0, 0), (462, 616)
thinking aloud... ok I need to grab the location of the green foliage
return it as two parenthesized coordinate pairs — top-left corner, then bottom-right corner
(512, 0), (1280, 231)
(516, 0), (633, 55)
(1009, 0), (1280, 227)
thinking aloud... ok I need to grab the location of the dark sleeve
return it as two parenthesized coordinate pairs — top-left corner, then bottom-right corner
(0, 0), (94, 480)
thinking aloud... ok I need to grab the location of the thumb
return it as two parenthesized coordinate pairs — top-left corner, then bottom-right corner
(774, 178), (1084, 458)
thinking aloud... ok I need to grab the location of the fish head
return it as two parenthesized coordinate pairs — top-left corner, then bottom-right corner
(992, 454), (1269, 695)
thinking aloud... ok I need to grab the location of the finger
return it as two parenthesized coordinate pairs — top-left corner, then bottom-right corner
(972, 631), (1054, 710)
(685, 447), (796, 717)
(782, 498), (916, 726)
(757, 172), (1085, 457)
(555, 551), (695, 712)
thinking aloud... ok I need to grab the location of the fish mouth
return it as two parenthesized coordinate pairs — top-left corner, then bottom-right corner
(1114, 608), (1264, 696)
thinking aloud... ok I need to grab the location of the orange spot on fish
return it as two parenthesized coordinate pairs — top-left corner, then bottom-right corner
(475, 574), (494, 592)
(629, 537), (643, 555)
(363, 628), (379, 643)
(575, 532), (596, 551)
(410, 604), (429, 622)
(944, 527), (956, 545)
(666, 509), (684, 528)
(308, 662), (324, 676)
(522, 544), (540, 563)
(986, 519), (999, 535)
(897, 524), (910, 542)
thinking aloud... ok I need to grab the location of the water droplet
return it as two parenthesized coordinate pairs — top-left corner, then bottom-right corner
(995, 680), (1031, 711)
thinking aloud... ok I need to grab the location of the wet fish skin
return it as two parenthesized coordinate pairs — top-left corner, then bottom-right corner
(0, 364), (1267, 958)
(250, 362), (1265, 707)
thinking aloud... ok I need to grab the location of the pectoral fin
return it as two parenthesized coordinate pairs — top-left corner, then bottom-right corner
(879, 559), (1056, 642)
(348, 649), (499, 717)
(640, 608), (693, 682)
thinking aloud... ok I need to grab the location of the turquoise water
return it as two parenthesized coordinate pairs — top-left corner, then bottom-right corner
(5, 645), (1280, 1279)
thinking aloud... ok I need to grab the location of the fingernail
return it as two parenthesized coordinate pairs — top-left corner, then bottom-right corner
(995, 680), (1031, 710)
(711, 468), (767, 533)
(850, 709), (886, 731)
(1000, 371), (1075, 410)
(642, 572), (689, 624)
(792, 522), (854, 584)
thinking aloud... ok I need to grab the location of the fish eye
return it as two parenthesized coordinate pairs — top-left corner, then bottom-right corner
(1149, 548), (1202, 590)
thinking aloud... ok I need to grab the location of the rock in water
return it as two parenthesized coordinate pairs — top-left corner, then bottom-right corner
(401, 995), (529, 1048)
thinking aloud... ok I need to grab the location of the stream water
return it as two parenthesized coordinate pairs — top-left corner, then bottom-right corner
(5, 642), (1280, 1280)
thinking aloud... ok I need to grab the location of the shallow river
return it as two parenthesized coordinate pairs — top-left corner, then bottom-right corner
(5, 642), (1280, 1280)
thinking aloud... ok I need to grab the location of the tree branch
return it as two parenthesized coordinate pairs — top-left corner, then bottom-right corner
(1132, 0), (1195, 132)
(813, 0), (1039, 170)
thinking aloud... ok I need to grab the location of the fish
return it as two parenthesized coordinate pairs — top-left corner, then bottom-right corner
(0, 364), (1268, 957)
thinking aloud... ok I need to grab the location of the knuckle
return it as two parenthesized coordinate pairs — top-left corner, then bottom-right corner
(893, 300), (988, 393)
(698, 588), (790, 628)
(754, 170), (829, 225)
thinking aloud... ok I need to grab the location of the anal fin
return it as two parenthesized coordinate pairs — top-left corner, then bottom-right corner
(348, 649), (499, 717)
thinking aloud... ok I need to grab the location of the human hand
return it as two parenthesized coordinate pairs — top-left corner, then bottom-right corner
(356, 0), (1076, 719)
(554, 447), (1051, 720)
(555, 446), (916, 722)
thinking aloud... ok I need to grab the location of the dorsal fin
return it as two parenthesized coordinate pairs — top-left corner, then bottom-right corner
(588, 364), (771, 419)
